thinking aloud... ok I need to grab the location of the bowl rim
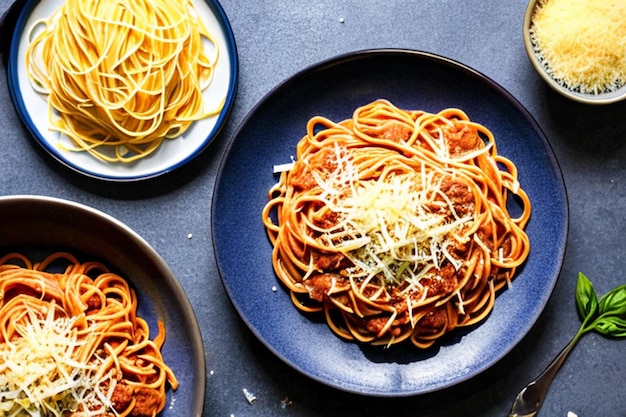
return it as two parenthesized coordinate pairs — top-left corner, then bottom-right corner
(0, 194), (206, 417)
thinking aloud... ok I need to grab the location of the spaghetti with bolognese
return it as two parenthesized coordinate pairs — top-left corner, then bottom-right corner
(0, 252), (177, 416)
(262, 99), (531, 348)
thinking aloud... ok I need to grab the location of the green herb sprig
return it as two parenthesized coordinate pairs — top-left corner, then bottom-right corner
(507, 273), (626, 417)
(574, 272), (626, 343)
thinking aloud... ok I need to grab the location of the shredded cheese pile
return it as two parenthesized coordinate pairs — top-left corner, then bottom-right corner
(530, 0), (626, 94)
(0, 307), (113, 416)
(313, 150), (472, 292)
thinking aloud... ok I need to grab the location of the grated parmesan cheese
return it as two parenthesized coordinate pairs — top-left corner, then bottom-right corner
(0, 306), (114, 416)
(530, 0), (626, 94)
(242, 388), (256, 404)
(311, 152), (473, 294)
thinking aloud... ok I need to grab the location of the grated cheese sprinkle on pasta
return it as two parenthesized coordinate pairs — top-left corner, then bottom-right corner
(0, 306), (114, 416)
(311, 152), (473, 294)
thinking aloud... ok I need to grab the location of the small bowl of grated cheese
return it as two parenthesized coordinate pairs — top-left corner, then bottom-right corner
(523, 0), (626, 105)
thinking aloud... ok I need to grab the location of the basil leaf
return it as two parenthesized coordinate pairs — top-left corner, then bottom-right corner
(592, 316), (626, 338)
(576, 272), (598, 319)
(598, 285), (626, 316)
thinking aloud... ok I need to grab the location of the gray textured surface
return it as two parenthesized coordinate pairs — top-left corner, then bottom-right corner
(1, 1), (626, 416)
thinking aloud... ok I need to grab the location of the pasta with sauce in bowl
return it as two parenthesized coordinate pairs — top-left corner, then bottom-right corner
(262, 99), (531, 348)
(0, 252), (177, 416)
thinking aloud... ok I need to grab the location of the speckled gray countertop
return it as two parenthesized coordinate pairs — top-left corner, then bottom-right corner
(1, 1), (626, 416)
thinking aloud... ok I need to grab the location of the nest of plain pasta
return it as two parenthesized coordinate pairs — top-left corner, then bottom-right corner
(26, 0), (221, 163)
(263, 100), (531, 349)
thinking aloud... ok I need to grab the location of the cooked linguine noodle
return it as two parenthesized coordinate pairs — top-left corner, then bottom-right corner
(0, 252), (177, 416)
(25, 0), (222, 162)
(262, 99), (531, 348)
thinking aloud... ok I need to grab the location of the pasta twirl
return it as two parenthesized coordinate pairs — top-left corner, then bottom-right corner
(262, 99), (531, 348)
(25, 0), (221, 163)
(0, 252), (177, 416)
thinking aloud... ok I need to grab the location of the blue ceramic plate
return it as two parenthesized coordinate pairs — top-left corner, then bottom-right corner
(212, 49), (568, 396)
(0, 195), (205, 415)
(8, 0), (238, 181)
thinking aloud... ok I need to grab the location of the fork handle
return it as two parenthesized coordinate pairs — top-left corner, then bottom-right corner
(533, 335), (579, 393)
(509, 336), (580, 417)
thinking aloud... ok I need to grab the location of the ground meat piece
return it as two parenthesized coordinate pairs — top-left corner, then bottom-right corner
(311, 250), (347, 271)
(378, 121), (413, 142)
(85, 294), (102, 311)
(476, 222), (495, 250)
(289, 147), (340, 191)
(444, 122), (482, 156)
(439, 176), (474, 216)
(448, 239), (469, 258)
(305, 273), (343, 301)
(131, 387), (163, 417)
(110, 383), (162, 417)
(365, 316), (401, 336)
(365, 317), (386, 334)
(288, 161), (317, 191)
(421, 264), (458, 297)
(312, 209), (339, 229)
(419, 308), (447, 329)
(111, 382), (133, 413)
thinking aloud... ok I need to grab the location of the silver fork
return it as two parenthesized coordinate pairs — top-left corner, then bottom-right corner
(508, 336), (578, 417)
